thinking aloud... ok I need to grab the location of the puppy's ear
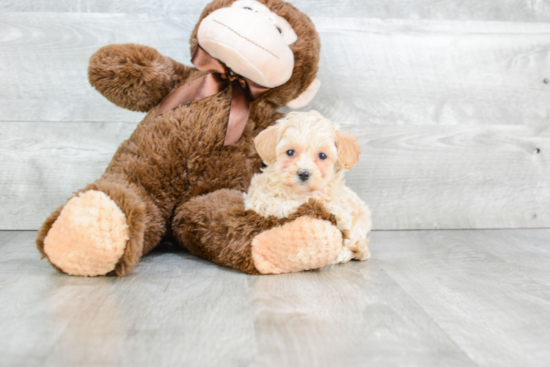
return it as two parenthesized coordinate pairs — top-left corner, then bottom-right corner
(254, 125), (279, 164)
(336, 130), (361, 169)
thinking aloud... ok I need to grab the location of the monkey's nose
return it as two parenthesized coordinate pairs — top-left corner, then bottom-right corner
(298, 170), (310, 182)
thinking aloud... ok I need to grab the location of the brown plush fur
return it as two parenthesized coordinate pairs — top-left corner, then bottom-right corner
(37, 174), (155, 276)
(36, 204), (65, 272)
(89, 44), (191, 112)
(37, 0), (328, 276)
(173, 189), (343, 274)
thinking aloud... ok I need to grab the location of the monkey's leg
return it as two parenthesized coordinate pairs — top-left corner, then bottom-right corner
(36, 175), (166, 276)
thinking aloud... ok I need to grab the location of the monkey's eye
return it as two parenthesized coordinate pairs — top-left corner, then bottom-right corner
(275, 26), (283, 34)
(319, 153), (327, 160)
(286, 150), (295, 157)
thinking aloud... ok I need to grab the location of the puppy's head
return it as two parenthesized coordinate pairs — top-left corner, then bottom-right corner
(255, 110), (360, 193)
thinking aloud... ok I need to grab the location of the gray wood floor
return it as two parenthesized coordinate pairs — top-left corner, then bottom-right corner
(1, 230), (550, 367)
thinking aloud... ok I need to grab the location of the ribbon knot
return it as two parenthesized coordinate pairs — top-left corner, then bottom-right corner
(155, 46), (270, 146)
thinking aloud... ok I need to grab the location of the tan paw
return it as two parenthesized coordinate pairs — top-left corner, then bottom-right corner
(43, 190), (129, 276)
(251, 217), (342, 274)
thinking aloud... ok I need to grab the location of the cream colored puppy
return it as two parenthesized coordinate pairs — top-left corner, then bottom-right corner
(244, 110), (371, 264)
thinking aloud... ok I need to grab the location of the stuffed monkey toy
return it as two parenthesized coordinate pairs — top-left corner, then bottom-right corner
(36, 0), (344, 276)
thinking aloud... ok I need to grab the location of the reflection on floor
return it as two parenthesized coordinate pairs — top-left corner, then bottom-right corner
(1, 229), (550, 367)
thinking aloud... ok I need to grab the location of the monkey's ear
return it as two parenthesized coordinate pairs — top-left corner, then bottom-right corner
(286, 79), (321, 109)
(254, 125), (280, 164)
(336, 130), (361, 169)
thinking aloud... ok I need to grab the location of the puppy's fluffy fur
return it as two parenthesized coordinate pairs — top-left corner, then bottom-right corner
(244, 111), (372, 264)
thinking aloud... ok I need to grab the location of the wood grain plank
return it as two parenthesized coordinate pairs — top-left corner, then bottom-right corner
(0, 232), (257, 367)
(373, 230), (550, 367)
(1, 13), (550, 126)
(3, 229), (550, 366)
(0, 122), (137, 229)
(2, 0), (550, 23)
(0, 231), (23, 247)
(299, 17), (550, 127)
(1, 122), (548, 230)
(346, 123), (550, 230)
(250, 260), (476, 367)
(446, 229), (550, 287)
(0, 13), (196, 123)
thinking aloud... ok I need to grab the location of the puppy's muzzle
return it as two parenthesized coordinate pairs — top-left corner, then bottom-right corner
(298, 169), (310, 182)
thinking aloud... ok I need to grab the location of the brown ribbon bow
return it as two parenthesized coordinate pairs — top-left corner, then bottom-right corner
(155, 46), (271, 146)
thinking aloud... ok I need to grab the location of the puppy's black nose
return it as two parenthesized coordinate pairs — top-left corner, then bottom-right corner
(298, 170), (310, 182)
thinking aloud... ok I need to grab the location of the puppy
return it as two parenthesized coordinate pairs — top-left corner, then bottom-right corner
(244, 110), (372, 264)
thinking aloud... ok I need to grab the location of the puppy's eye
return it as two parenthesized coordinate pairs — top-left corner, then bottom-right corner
(319, 153), (327, 160)
(286, 150), (295, 157)
(275, 26), (283, 34)
(244, 7), (253, 10)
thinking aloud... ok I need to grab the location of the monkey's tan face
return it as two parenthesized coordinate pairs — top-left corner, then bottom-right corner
(197, 0), (296, 88)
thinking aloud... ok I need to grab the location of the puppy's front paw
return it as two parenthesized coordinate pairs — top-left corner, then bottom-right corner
(335, 212), (352, 231)
(350, 237), (370, 261)
(279, 201), (303, 218)
(323, 204), (352, 231)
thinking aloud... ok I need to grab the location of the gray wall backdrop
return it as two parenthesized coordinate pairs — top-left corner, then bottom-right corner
(1, 0), (549, 230)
